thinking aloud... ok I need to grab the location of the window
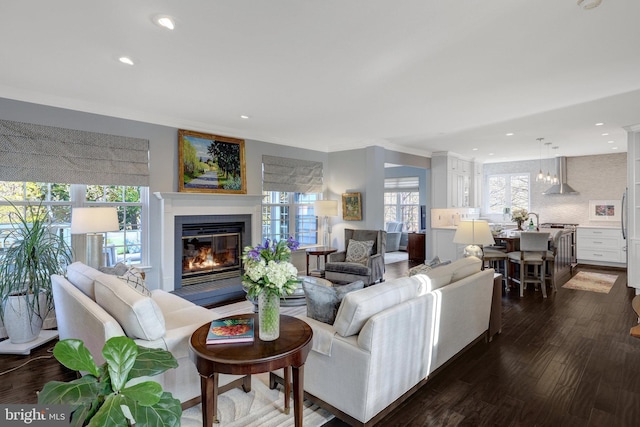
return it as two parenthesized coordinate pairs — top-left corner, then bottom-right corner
(0, 181), (148, 265)
(486, 173), (530, 214)
(262, 191), (320, 245)
(384, 177), (420, 232)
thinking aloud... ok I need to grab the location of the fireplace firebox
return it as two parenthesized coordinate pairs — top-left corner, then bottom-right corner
(174, 215), (251, 289)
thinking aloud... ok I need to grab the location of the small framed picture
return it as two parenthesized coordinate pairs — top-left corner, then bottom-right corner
(588, 199), (621, 222)
(342, 192), (362, 221)
(178, 129), (247, 194)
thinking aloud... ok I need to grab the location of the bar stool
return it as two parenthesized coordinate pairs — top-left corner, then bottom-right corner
(507, 232), (550, 298)
(483, 247), (508, 291)
(545, 232), (563, 294)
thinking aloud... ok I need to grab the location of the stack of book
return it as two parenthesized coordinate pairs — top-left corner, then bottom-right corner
(206, 318), (254, 344)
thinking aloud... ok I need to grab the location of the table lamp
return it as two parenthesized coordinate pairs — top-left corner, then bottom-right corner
(71, 207), (119, 268)
(313, 200), (338, 247)
(453, 219), (495, 258)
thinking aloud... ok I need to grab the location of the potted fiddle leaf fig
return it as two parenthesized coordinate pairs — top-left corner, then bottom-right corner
(38, 337), (182, 427)
(0, 200), (72, 343)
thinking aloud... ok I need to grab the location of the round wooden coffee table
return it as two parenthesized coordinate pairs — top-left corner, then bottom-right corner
(189, 314), (313, 427)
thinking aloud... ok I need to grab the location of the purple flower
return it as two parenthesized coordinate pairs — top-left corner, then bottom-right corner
(286, 236), (300, 251)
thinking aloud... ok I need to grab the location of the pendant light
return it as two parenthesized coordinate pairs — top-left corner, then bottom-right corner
(544, 142), (553, 183)
(536, 138), (545, 182)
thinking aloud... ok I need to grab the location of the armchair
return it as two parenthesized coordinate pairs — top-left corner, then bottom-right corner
(324, 229), (387, 286)
(385, 221), (404, 252)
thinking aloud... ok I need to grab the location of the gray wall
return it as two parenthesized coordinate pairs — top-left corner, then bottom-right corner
(483, 153), (627, 226)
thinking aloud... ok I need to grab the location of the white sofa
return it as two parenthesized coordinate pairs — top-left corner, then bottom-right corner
(51, 262), (244, 407)
(273, 256), (494, 426)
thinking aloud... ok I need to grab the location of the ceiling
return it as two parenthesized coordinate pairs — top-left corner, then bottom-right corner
(1, 1), (640, 164)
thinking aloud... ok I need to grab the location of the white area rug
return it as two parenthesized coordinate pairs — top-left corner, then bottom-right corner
(181, 374), (333, 427)
(384, 251), (408, 264)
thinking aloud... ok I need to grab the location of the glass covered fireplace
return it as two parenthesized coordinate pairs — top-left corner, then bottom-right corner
(182, 232), (240, 285)
(175, 215), (251, 288)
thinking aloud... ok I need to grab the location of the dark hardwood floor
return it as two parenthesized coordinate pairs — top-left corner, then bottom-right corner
(2, 260), (639, 427)
(324, 260), (640, 427)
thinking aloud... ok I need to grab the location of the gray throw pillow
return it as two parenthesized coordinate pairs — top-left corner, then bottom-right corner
(303, 280), (365, 325)
(345, 240), (374, 266)
(99, 262), (129, 276)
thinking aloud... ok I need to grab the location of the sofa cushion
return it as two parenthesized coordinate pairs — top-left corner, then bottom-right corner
(423, 256), (482, 291)
(345, 239), (374, 265)
(117, 266), (151, 297)
(66, 261), (103, 300)
(333, 276), (424, 337)
(94, 274), (166, 341)
(303, 280), (365, 324)
(324, 262), (371, 276)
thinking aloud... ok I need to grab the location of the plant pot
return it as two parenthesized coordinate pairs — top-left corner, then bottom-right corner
(2, 293), (47, 344)
(258, 292), (280, 341)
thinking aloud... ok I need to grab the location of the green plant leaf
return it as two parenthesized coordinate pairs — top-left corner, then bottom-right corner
(121, 381), (163, 406)
(87, 394), (128, 427)
(102, 336), (137, 392)
(129, 346), (179, 379)
(52, 339), (100, 377)
(38, 376), (101, 407)
(121, 392), (182, 427)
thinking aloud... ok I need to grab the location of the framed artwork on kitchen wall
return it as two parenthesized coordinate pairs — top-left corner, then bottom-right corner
(178, 129), (247, 194)
(342, 192), (362, 221)
(588, 199), (621, 222)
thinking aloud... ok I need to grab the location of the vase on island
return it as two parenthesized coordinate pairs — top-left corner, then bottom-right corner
(517, 220), (524, 231)
(258, 291), (280, 341)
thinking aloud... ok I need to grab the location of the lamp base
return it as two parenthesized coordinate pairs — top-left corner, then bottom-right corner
(86, 233), (104, 269)
(463, 244), (484, 258)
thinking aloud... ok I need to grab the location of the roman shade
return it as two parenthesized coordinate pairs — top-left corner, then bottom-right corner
(0, 119), (149, 186)
(384, 176), (419, 190)
(262, 155), (323, 193)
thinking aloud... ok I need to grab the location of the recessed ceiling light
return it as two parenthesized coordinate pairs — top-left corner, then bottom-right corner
(595, 122), (604, 126)
(488, 153), (495, 156)
(240, 115), (250, 119)
(118, 56), (134, 66)
(611, 147), (618, 150)
(608, 140), (614, 144)
(472, 148), (478, 151)
(506, 133), (514, 136)
(153, 15), (175, 30)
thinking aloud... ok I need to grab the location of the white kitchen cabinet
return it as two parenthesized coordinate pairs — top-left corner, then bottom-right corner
(432, 153), (474, 208)
(576, 227), (626, 267)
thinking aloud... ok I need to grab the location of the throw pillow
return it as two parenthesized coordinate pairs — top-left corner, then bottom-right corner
(303, 280), (365, 325)
(118, 266), (151, 297)
(408, 263), (432, 277)
(345, 239), (374, 266)
(99, 262), (129, 277)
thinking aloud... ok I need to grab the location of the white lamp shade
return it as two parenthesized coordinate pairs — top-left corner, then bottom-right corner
(71, 207), (120, 234)
(453, 220), (495, 246)
(314, 200), (338, 217)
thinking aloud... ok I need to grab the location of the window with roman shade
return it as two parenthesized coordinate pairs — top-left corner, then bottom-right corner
(0, 119), (150, 265)
(261, 155), (323, 245)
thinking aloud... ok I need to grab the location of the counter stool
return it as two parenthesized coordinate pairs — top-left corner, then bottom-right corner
(483, 248), (508, 291)
(507, 232), (550, 298)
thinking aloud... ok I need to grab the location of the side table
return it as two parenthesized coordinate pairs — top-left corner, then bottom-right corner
(489, 273), (503, 342)
(306, 246), (337, 277)
(189, 314), (313, 427)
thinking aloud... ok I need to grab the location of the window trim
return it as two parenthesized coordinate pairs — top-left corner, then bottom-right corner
(484, 172), (531, 215)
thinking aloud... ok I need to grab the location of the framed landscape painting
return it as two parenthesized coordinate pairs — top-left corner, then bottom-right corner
(342, 192), (362, 221)
(178, 129), (247, 194)
(588, 199), (620, 222)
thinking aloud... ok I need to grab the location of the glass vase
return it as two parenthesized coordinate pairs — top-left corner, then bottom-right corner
(258, 291), (280, 341)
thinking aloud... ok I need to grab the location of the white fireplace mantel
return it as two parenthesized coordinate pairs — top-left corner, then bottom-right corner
(154, 192), (262, 292)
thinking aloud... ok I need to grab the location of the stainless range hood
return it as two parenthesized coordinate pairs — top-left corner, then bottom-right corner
(543, 156), (578, 195)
